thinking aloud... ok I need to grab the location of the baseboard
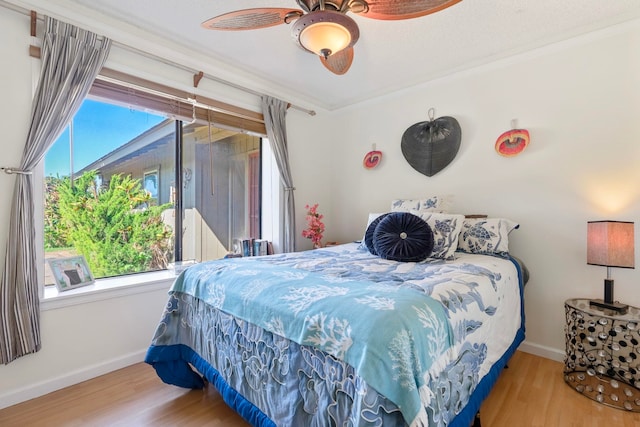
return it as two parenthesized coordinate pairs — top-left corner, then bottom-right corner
(518, 340), (565, 363)
(0, 349), (147, 410)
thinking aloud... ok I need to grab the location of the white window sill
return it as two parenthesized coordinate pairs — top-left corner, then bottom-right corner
(41, 270), (178, 311)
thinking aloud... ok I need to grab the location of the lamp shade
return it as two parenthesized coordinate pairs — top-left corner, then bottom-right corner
(587, 221), (635, 268)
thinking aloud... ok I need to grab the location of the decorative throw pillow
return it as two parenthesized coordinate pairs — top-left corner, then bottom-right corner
(364, 212), (390, 255)
(410, 211), (465, 260)
(390, 195), (451, 213)
(373, 212), (434, 262)
(458, 218), (519, 257)
(358, 212), (385, 247)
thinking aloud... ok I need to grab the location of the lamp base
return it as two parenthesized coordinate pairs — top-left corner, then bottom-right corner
(589, 299), (628, 314)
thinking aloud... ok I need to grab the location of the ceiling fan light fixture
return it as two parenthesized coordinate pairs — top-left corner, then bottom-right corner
(300, 22), (351, 57)
(292, 10), (359, 58)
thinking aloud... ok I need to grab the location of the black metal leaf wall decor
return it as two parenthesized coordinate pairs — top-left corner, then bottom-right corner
(401, 109), (461, 177)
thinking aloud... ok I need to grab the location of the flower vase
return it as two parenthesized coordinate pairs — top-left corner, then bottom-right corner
(313, 242), (322, 249)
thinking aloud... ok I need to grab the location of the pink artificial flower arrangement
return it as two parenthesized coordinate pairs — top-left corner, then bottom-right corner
(302, 203), (325, 248)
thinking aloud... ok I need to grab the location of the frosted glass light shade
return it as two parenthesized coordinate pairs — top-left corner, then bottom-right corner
(291, 10), (359, 58)
(299, 22), (351, 56)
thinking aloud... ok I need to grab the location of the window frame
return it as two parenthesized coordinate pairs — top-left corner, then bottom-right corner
(37, 73), (274, 303)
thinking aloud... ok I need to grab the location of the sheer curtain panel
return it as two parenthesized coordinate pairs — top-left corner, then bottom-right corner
(261, 96), (297, 253)
(0, 17), (111, 364)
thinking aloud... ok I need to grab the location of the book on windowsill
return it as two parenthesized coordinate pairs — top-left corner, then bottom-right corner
(239, 239), (272, 256)
(242, 239), (254, 257)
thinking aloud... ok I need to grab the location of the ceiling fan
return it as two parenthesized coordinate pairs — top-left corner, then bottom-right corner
(202, 0), (462, 75)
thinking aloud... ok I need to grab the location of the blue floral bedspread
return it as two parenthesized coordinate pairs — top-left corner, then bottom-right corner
(146, 243), (525, 427)
(171, 255), (452, 426)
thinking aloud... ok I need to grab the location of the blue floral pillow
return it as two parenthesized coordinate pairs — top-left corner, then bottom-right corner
(373, 212), (434, 262)
(390, 195), (450, 213)
(411, 211), (465, 260)
(458, 218), (519, 257)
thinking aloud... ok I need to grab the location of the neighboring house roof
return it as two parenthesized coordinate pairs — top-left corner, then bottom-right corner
(77, 119), (176, 175)
(77, 119), (240, 175)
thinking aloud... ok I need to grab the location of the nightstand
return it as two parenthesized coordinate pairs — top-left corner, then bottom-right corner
(564, 298), (640, 411)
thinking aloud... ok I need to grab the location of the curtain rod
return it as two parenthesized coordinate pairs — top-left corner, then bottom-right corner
(114, 40), (316, 117)
(1, 0), (316, 116)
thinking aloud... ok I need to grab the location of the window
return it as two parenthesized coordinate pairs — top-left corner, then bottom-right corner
(43, 92), (265, 286)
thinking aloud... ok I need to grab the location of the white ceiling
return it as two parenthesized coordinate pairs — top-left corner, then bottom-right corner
(21, 0), (640, 110)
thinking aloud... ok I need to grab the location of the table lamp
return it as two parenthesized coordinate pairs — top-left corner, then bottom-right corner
(587, 220), (635, 313)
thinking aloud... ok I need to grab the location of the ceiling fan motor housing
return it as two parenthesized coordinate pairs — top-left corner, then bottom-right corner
(297, 0), (368, 14)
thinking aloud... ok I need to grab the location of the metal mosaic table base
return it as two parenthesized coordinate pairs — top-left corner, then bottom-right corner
(564, 299), (640, 412)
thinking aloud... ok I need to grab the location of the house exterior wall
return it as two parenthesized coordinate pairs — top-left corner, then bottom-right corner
(96, 141), (174, 205)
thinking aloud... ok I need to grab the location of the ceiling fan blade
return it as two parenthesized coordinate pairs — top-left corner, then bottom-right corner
(359, 0), (462, 20)
(320, 47), (354, 75)
(202, 8), (303, 31)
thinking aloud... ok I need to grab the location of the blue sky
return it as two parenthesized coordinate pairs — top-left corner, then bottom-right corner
(45, 100), (165, 177)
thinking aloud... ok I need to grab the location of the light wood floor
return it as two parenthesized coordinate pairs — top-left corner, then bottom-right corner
(2, 351), (640, 426)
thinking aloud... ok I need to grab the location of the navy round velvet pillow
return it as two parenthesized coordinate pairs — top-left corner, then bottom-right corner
(364, 213), (390, 255)
(373, 212), (434, 262)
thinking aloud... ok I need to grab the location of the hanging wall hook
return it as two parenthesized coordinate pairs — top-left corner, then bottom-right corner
(193, 71), (204, 88)
(30, 11), (37, 37)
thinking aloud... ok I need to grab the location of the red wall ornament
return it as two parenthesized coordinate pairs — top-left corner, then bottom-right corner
(495, 120), (530, 157)
(363, 144), (383, 169)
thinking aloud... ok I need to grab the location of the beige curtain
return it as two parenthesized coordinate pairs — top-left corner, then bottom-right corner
(0, 17), (111, 364)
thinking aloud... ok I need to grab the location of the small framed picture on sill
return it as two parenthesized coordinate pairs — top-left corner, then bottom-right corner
(48, 256), (95, 292)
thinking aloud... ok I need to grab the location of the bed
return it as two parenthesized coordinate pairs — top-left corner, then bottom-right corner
(145, 210), (526, 427)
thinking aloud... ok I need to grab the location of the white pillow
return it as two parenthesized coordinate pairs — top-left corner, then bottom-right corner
(359, 212), (386, 246)
(391, 195), (451, 213)
(410, 211), (464, 260)
(457, 218), (519, 257)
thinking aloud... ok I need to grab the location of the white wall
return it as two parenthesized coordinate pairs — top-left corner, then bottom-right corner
(291, 20), (640, 360)
(0, 8), (31, 266)
(0, 289), (171, 408)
